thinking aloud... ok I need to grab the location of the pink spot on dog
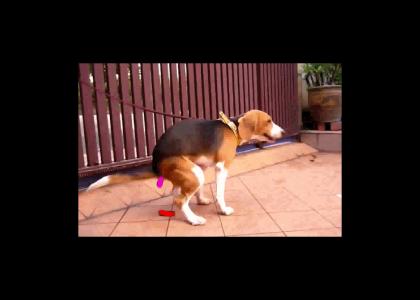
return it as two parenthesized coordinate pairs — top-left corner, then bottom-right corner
(157, 176), (164, 188)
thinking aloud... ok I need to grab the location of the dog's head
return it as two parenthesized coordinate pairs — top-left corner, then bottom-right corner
(238, 110), (285, 143)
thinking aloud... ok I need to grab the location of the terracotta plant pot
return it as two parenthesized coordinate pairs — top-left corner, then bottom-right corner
(308, 85), (341, 122)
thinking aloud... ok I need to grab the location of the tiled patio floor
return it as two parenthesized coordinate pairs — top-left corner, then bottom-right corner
(79, 142), (341, 237)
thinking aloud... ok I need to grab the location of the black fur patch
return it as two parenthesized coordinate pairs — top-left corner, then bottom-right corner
(229, 114), (244, 128)
(152, 119), (226, 175)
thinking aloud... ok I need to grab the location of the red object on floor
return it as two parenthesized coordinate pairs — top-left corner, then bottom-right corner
(159, 210), (175, 217)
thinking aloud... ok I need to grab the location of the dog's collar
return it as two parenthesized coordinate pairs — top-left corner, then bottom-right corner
(218, 111), (241, 146)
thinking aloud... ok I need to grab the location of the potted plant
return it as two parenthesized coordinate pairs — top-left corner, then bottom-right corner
(303, 63), (342, 123)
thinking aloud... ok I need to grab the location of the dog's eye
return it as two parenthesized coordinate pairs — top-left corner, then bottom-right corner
(267, 119), (271, 123)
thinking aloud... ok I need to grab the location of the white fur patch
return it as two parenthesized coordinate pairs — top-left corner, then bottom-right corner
(215, 161), (225, 171)
(181, 193), (206, 225)
(87, 175), (110, 191)
(215, 162), (234, 215)
(270, 123), (284, 139)
(191, 164), (205, 186)
(176, 164), (208, 225)
(215, 162), (227, 204)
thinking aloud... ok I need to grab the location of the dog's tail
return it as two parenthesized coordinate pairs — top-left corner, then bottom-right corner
(86, 171), (157, 191)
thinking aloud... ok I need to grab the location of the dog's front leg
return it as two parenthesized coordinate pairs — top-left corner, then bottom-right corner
(215, 162), (234, 215)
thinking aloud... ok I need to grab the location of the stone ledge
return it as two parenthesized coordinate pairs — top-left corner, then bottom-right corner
(300, 130), (341, 152)
(300, 130), (342, 134)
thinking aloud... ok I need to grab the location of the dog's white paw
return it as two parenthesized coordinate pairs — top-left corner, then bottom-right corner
(189, 215), (207, 226)
(197, 196), (211, 205)
(221, 207), (234, 215)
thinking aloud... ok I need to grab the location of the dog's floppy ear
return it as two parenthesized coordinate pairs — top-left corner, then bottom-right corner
(238, 111), (258, 140)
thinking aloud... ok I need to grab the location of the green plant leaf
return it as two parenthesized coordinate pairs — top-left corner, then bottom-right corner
(302, 63), (341, 86)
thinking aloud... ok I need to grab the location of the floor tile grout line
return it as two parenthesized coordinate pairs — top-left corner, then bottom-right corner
(78, 209), (88, 219)
(226, 152), (318, 180)
(312, 208), (341, 228)
(79, 195), (175, 223)
(165, 200), (176, 237)
(87, 207), (98, 219)
(79, 205), (164, 224)
(283, 227), (342, 237)
(82, 210), (283, 227)
(119, 219), (172, 224)
(80, 152), (317, 221)
(164, 218), (170, 237)
(226, 231), (286, 237)
(284, 187), (341, 228)
(209, 184), (226, 237)
(202, 152), (318, 185)
(80, 221), (119, 226)
(237, 176), (286, 235)
(84, 195), (336, 227)
(283, 226), (340, 232)
(108, 207), (129, 237)
(80, 150), (339, 236)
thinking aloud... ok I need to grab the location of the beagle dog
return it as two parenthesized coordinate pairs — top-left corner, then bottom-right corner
(87, 110), (285, 225)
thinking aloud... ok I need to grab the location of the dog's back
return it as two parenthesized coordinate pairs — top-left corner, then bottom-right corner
(152, 119), (225, 175)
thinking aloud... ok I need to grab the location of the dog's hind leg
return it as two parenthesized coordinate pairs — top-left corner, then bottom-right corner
(160, 157), (206, 225)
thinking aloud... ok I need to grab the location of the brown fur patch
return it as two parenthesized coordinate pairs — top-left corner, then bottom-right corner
(158, 156), (201, 208)
(215, 128), (238, 168)
(238, 110), (274, 140)
(184, 154), (216, 169)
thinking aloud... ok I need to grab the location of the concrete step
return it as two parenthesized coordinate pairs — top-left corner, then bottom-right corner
(300, 130), (341, 152)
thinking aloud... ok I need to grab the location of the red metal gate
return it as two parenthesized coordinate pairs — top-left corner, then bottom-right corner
(78, 63), (299, 177)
